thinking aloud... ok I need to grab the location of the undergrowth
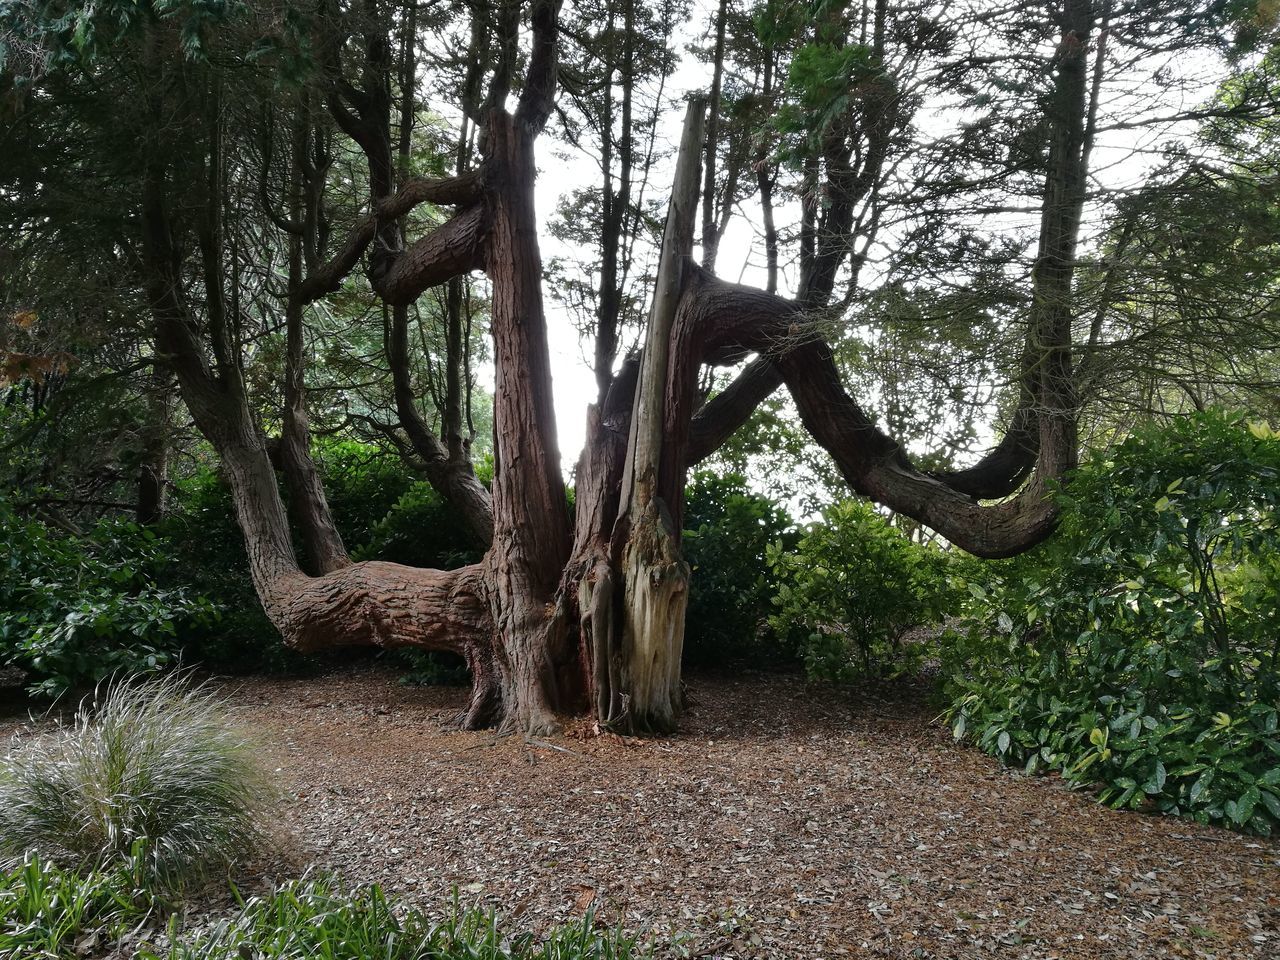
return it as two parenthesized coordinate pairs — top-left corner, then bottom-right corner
(0, 674), (273, 886)
(944, 413), (1280, 835)
(0, 859), (648, 960)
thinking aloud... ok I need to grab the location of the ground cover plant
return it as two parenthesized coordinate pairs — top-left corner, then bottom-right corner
(0, 674), (273, 886)
(142, 878), (646, 960)
(0, 859), (648, 960)
(0, 852), (159, 959)
(944, 413), (1280, 835)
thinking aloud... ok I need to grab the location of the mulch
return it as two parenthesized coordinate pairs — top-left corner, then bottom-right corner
(2, 665), (1277, 958)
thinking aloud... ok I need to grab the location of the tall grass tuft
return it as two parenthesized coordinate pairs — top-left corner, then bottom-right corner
(0, 673), (273, 888)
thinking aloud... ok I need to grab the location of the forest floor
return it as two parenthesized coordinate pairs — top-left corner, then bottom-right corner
(3, 664), (1278, 959)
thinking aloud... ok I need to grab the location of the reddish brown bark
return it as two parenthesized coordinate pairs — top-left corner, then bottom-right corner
(144, 0), (1096, 736)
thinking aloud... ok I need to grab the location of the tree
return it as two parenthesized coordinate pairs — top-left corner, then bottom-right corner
(3, 0), (1273, 734)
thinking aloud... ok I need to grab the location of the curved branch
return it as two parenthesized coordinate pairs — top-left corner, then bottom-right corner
(296, 172), (485, 304)
(775, 339), (1059, 558)
(927, 404), (1037, 500)
(674, 269), (1072, 558)
(386, 300), (495, 545)
(374, 204), (488, 306)
(687, 357), (783, 464)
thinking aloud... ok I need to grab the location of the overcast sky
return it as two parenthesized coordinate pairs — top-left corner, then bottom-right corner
(518, 4), (1232, 477)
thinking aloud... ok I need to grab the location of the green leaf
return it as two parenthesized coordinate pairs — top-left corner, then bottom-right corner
(1258, 788), (1280, 821)
(1232, 788), (1260, 825)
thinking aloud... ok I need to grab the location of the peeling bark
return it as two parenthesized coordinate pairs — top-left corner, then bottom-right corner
(141, 0), (1097, 736)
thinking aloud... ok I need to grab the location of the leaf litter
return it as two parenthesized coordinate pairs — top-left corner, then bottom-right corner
(4, 665), (1277, 959)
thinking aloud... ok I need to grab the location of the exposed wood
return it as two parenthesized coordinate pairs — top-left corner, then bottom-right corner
(609, 98), (705, 733)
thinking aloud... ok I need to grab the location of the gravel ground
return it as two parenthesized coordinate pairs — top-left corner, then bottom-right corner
(3, 665), (1277, 959)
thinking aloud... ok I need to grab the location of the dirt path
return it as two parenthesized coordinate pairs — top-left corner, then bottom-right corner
(3, 666), (1277, 958)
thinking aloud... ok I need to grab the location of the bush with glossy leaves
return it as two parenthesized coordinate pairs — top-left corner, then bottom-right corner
(768, 499), (954, 682)
(944, 412), (1280, 835)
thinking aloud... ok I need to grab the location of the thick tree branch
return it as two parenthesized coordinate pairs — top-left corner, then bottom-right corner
(687, 357), (783, 464)
(374, 203), (488, 305)
(296, 171), (485, 303)
(927, 405), (1037, 500)
(515, 0), (563, 135)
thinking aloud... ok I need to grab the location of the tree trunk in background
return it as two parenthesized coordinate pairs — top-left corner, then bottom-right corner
(282, 215), (349, 575)
(135, 366), (172, 525)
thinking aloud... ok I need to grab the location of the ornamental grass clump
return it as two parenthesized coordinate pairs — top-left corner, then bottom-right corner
(0, 673), (273, 887)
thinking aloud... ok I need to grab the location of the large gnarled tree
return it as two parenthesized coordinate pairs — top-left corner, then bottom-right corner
(8, 0), (1104, 733)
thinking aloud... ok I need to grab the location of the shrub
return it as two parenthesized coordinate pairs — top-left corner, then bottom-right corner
(0, 674), (274, 886)
(0, 505), (218, 697)
(943, 412), (1280, 835)
(312, 439), (420, 552)
(354, 480), (485, 570)
(681, 473), (797, 668)
(767, 499), (954, 682)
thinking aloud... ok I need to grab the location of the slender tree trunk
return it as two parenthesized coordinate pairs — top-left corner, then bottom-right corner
(136, 366), (172, 525)
(282, 130), (349, 574)
(701, 0), (729, 271)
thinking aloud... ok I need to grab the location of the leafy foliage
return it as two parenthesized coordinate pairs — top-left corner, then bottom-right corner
(142, 877), (648, 960)
(352, 480), (486, 571)
(0, 673), (274, 886)
(0, 861), (649, 960)
(0, 504), (216, 697)
(944, 413), (1280, 834)
(681, 473), (796, 668)
(0, 851), (158, 959)
(768, 500), (953, 682)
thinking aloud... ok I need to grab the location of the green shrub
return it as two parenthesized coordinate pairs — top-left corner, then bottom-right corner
(354, 480), (485, 570)
(767, 500), (954, 682)
(159, 466), (286, 674)
(943, 412), (1280, 835)
(0, 851), (157, 959)
(681, 472), (797, 668)
(0, 505), (217, 697)
(140, 877), (648, 960)
(313, 439), (420, 553)
(0, 674), (274, 886)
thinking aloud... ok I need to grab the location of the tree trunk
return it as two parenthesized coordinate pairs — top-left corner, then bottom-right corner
(478, 107), (577, 733)
(135, 366), (172, 525)
(141, 0), (1095, 739)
